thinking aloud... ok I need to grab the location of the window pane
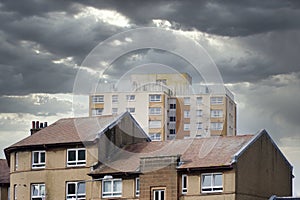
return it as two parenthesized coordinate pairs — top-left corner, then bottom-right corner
(68, 151), (76, 161)
(32, 185), (39, 196)
(67, 183), (76, 195)
(40, 152), (45, 163)
(202, 175), (211, 187)
(136, 178), (140, 191)
(154, 191), (159, 200)
(214, 174), (222, 186)
(161, 191), (164, 200)
(78, 150), (85, 161)
(78, 183), (85, 194)
(114, 180), (122, 192)
(40, 184), (45, 196)
(183, 175), (187, 188)
(103, 181), (111, 193)
(197, 97), (202, 104)
(33, 152), (39, 163)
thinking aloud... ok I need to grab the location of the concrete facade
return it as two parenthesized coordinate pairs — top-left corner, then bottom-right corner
(89, 73), (237, 140)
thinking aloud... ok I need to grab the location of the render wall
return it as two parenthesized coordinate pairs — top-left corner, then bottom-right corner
(179, 170), (236, 200)
(236, 133), (292, 200)
(9, 145), (97, 200)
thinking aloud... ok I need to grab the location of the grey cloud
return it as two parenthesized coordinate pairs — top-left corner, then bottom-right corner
(74, 0), (300, 36)
(0, 94), (73, 116)
(0, 9), (128, 95)
(229, 73), (300, 140)
(202, 30), (300, 84)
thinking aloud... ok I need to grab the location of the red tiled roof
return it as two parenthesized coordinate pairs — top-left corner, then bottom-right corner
(7, 114), (118, 149)
(90, 134), (254, 174)
(0, 159), (10, 184)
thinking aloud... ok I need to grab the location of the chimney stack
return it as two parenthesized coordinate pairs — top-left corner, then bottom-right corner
(30, 121), (48, 135)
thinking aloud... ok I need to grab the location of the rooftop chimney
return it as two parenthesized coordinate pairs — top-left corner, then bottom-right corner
(30, 121), (48, 135)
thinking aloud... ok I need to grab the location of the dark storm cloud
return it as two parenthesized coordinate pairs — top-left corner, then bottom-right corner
(0, 0), (300, 96)
(74, 0), (300, 36)
(0, 2), (129, 95)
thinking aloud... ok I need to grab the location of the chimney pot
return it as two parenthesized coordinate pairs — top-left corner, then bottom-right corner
(44, 122), (48, 127)
(32, 121), (36, 129)
(40, 123), (43, 128)
(36, 121), (39, 129)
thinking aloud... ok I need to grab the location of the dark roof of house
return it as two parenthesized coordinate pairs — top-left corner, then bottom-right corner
(6, 115), (115, 149)
(0, 159), (10, 184)
(90, 133), (255, 175)
(5, 112), (148, 155)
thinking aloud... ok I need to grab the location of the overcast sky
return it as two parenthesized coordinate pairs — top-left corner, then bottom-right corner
(0, 0), (300, 196)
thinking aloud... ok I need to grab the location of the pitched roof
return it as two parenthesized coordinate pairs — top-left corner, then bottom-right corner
(90, 134), (254, 175)
(0, 159), (10, 184)
(8, 115), (115, 148)
(5, 112), (147, 152)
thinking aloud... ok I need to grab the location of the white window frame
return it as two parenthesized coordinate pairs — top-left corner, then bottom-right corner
(196, 97), (203, 105)
(66, 181), (86, 200)
(15, 152), (18, 171)
(184, 110), (190, 118)
(211, 110), (223, 118)
(149, 94), (161, 102)
(67, 148), (86, 167)
(201, 173), (223, 193)
(184, 97), (190, 105)
(92, 95), (104, 103)
(196, 110), (203, 117)
(211, 122), (223, 131)
(211, 97), (223, 104)
(102, 179), (122, 198)
(32, 151), (45, 169)
(14, 184), (17, 200)
(126, 95), (135, 101)
(135, 177), (140, 196)
(91, 108), (103, 116)
(182, 174), (187, 194)
(31, 183), (45, 200)
(149, 133), (161, 141)
(149, 120), (161, 129)
(197, 122), (203, 130)
(112, 108), (118, 114)
(126, 107), (135, 113)
(149, 107), (161, 115)
(184, 123), (190, 131)
(153, 189), (165, 200)
(112, 95), (118, 103)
